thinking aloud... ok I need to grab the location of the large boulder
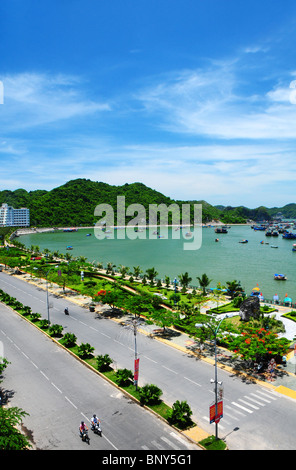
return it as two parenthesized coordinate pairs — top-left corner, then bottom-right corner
(239, 296), (261, 321)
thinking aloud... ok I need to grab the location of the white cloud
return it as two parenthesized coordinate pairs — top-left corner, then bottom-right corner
(0, 72), (111, 131)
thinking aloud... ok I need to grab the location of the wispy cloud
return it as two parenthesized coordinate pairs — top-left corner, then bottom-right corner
(137, 57), (296, 140)
(0, 72), (111, 131)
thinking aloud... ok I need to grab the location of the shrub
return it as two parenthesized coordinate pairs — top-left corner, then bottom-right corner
(139, 384), (163, 405)
(77, 342), (95, 359)
(49, 324), (63, 337)
(115, 368), (133, 386)
(60, 333), (77, 348)
(96, 354), (113, 372)
(168, 400), (193, 429)
(30, 313), (41, 322)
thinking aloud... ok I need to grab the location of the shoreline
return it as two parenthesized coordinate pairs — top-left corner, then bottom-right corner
(14, 222), (252, 237)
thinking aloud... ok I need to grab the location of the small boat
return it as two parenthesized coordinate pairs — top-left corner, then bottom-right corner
(292, 244), (296, 252)
(274, 274), (287, 280)
(215, 226), (228, 233)
(271, 245), (278, 248)
(282, 231), (296, 239)
(66, 246), (73, 250)
(185, 232), (192, 238)
(239, 239), (248, 243)
(86, 233), (92, 236)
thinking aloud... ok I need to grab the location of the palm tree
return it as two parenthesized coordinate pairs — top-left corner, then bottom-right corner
(146, 267), (158, 285)
(178, 272), (192, 292)
(132, 266), (142, 279)
(226, 280), (243, 298)
(197, 273), (212, 296)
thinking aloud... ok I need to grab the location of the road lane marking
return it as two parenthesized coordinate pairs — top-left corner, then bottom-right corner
(184, 376), (201, 387)
(40, 370), (49, 380)
(162, 365), (178, 374)
(65, 396), (77, 409)
(143, 355), (157, 363)
(51, 382), (62, 394)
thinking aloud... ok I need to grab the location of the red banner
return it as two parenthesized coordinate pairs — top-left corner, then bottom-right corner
(134, 358), (140, 381)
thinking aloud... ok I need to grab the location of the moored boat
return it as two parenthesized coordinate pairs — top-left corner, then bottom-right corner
(274, 273), (287, 280)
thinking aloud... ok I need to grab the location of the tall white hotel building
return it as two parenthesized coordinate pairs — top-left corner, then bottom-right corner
(0, 203), (30, 227)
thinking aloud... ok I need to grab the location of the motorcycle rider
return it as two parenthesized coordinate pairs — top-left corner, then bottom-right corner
(64, 307), (69, 315)
(91, 414), (100, 430)
(79, 421), (88, 438)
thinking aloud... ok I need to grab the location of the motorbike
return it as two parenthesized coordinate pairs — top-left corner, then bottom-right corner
(91, 421), (102, 436)
(64, 308), (69, 315)
(80, 428), (90, 444)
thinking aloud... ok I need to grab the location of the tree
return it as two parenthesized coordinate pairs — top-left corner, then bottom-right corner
(224, 325), (290, 365)
(96, 354), (113, 372)
(77, 342), (95, 359)
(0, 407), (32, 450)
(145, 267), (158, 286)
(197, 273), (212, 296)
(178, 272), (192, 293)
(168, 400), (193, 429)
(115, 368), (133, 386)
(226, 280), (244, 298)
(139, 384), (163, 405)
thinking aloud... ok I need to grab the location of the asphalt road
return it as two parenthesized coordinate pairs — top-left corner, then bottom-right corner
(1, 270), (296, 450)
(0, 301), (199, 451)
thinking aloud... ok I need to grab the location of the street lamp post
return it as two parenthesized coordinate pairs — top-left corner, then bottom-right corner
(195, 316), (228, 440)
(45, 266), (58, 326)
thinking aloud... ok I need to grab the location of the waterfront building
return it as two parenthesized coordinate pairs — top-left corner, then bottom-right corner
(0, 203), (30, 227)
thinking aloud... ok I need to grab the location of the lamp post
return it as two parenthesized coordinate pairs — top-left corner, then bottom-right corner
(195, 315), (228, 440)
(45, 266), (58, 326)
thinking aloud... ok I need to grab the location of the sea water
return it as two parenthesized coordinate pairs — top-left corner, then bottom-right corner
(19, 225), (296, 302)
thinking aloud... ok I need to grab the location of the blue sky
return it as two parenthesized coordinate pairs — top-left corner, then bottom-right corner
(1, 0), (296, 208)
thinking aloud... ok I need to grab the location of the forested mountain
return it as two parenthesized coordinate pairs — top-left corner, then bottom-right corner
(0, 178), (295, 227)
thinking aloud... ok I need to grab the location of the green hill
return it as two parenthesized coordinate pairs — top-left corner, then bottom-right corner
(0, 178), (295, 227)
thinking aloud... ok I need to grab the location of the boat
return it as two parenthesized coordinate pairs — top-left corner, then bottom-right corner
(282, 231), (296, 239)
(63, 228), (78, 232)
(66, 246), (73, 250)
(239, 239), (248, 243)
(86, 233), (92, 236)
(274, 274), (287, 280)
(253, 226), (266, 231)
(215, 226), (228, 233)
(292, 244), (296, 252)
(271, 245), (278, 248)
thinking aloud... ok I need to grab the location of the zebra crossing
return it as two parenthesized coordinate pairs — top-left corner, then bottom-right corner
(202, 389), (277, 429)
(141, 431), (198, 450)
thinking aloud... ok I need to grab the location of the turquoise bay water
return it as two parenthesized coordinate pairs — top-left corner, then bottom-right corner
(19, 226), (296, 302)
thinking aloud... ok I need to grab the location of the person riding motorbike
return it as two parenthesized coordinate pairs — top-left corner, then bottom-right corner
(91, 414), (100, 430)
(79, 421), (88, 438)
(64, 307), (69, 315)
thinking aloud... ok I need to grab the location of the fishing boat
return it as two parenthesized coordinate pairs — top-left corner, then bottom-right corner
(274, 274), (287, 281)
(215, 226), (228, 233)
(292, 244), (296, 252)
(66, 246), (73, 250)
(239, 239), (248, 243)
(282, 231), (296, 239)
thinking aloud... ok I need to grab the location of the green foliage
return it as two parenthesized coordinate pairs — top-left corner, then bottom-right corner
(60, 332), (77, 348)
(115, 368), (133, 386)
(48, 323), (63, 337)
(0, 407), (32, 450)
(139, 384), (163, 405)
(168, 400), (193, 429)
(96, 354), (113, 372)
(77, 342), (95, 359)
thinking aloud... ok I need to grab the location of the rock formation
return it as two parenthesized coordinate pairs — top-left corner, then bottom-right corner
(239, 296), (260, 321)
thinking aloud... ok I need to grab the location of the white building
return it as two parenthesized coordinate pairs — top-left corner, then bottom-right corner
(0, 203), (30, 227)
